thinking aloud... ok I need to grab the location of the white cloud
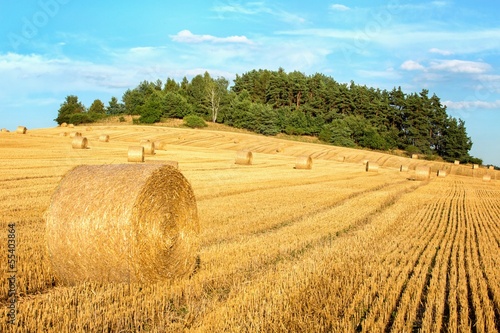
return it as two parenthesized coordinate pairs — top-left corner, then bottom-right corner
(401, 60), (425, 71)
(330, 4), (350, 11)
(212, 2), (306, 24)
(443, 100), (500, 110)
(171, 30), (253, 44)
(429, 48), (453, 56)
(429, 60), (491, 74)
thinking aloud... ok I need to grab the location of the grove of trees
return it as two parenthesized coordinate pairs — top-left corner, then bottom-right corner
(54, 68), (480, 164)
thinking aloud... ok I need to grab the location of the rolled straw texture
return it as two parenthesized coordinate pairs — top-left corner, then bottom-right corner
(295, 156), (313, 170)
(400, 165), (409, 172)
(71, 136), (88, 149)
(454, 160), (460, 165)
(235, 150), (253, 165)
(415, 165), (431, 180)
(128, 146), (144, 162)
(141, 142), (155, 155)
(437, 170), (447, 178)
(68, 124), (75, 128)
(365, 161), (379, 172)
(16, 126), (27, 134)
(411, 154), (419, 159)
(154, 141), (167, 151)
(99, 134), (110, 142)
(61, 122), (68, 127)
(44, 164), (199, 285)
(69, 132), (82, 138)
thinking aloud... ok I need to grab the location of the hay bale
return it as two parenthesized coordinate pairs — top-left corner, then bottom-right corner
(437, 170), (447, 178)
(68, 124), (75, 128)
(61, 122), (68, 127)
(141, 142), (155, 155)
(472, 164), (479, 169)
(338, 156), (346, 162)
(1, 128), (9, 133)
(295, 156), (313, 170)
(235, 150), (253, 165)
(16, 126), (27, 134)
(415, 165), (431, 180)
(44, 164), (199, 285)
(412, 154), (419, 159)
(71, 136), (88, 149)
(98, 134), (110, 142)
(489, 166), (494, 170)
(365, 161), (379, 172)
(59, 132), (68, 137)
(483, 174), (491, 182)
(454, 160), (460, 165)
(400, 165), (409, 172)
(153, 140), (167, 151)
(128, 146), (144, 163)
(69, 132), (82, 138)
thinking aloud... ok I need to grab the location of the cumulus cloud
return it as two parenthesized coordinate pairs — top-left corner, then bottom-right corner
(429, 48), (453, 55)
(330, 4), (350, 11)
(443, 100), (500, 110)
(429, 60), (491, 74)
(171, 30), (253, 44)
(401, 60), (425, 71)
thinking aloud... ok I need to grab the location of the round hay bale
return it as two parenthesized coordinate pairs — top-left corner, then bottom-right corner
(69, 132), (82, 138)
(68, 124), (75, 128)
(454, 160), (460, 165)
(415, 165), (431, 180)
(44, 164), (199, 285)
(61, 122), (68, 127)
(488, 166), (494, 170)
(141, 142), (155, 155)
(128, 146), (145, 163)
(411, 154), (419, 159)
(338, 156), (346, 162)
(472, 164), (479, 169)
(71, 136), (88, 149)
(1, 128), (9, 133)
(400, 165), (409, 172)
(295, 156), (313, 170)
(235, 150), (253, 165)
(437, 169), (447, 178)
(483, 174), (491, 182)
(59, 132), (68, 137)
(366, 161), (379, 172)
(362, 159), (369, 165)
(16, 126), (27, 134)
(98, 134), (110, 142)
(153, 140), (166, 151)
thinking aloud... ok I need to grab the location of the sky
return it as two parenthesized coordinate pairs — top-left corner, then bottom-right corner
(0, 0), (499, 166)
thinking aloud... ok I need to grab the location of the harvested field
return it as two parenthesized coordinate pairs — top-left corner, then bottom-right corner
(0, 125), (499, 332)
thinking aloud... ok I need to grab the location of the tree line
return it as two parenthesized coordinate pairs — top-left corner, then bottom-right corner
(55, 68), (481, 164)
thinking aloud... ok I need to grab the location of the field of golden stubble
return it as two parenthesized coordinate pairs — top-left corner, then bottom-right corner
(0, 124), (499, 332)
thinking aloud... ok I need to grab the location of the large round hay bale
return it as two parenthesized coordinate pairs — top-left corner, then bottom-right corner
(98, 134), (110, 142)
(154, 140), (167, 151)
(295, 156), (313, 170)
(69, 132), (82, 138)
(415, 165), (431, 180)
(411, 154), (419, 159)
(16, 126), (27, 134)
(68, 124), (75, 128)
(400, 165), (409, 172)
(483, 174), (491, 182)
(128, 146), (145, 162)
(472, 164), (479, 169)
(71, 136), (88, 149)
(366, 161), (379, 172)
(488, 166), (494, 170)
(235, 150), (253, 165)
(60, 122), (68, 127)
(437, 170), (447, 178)
(44, 164), (199, 285)
(141, 142), (155, 155)
(454, 160), (460, 165)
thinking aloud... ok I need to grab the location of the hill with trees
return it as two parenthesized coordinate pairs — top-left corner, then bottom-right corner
(55, 68), (481, 164)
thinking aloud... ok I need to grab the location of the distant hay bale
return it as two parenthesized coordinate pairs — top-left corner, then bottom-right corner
(400, 165), (409, 172)
(437, 170), (447, 178)
(412, 154), (419, 159)
(235, 150), (253, 165)
(61, 122), (68, 127)
(16, 126), (27, 134)
(454, 160), (460, 165)
(141, 142), (155, 155)
(415, 165), (431, 180)
(365, 161), (379, 172)
(59, 132), (68, 137)
(483, 174), (491, 182)
(472, 164), (479, 169)
(44, 164), (199, 285)
(86, 127), (92, 132)
(338, 156), (346, 162)
(489, 166), (495, 170)
(145, 160), (179, 169)
(69, 132), (82, 138)
(98, 134), (110, 142)
(362, 159), (369, 165)
(128, 146), (144, 163)
(68, 124), (75, 128)
(1, 128), (9, 133)
(153, 140), (167, 151)
(71, 136), (88, 149)
(295, 156), (313, 170)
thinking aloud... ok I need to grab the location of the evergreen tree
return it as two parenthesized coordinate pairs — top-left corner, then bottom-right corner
(55, 95), (86, 124)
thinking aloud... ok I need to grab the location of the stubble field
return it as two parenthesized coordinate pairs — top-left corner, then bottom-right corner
(0, 124), (499, 332)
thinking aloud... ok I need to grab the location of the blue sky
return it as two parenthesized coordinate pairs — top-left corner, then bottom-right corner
(1, 0), (499, 165)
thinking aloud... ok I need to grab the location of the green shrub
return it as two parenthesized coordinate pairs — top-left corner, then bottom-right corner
(119, 116), (126, 122)
(183, 115), (207, 128)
